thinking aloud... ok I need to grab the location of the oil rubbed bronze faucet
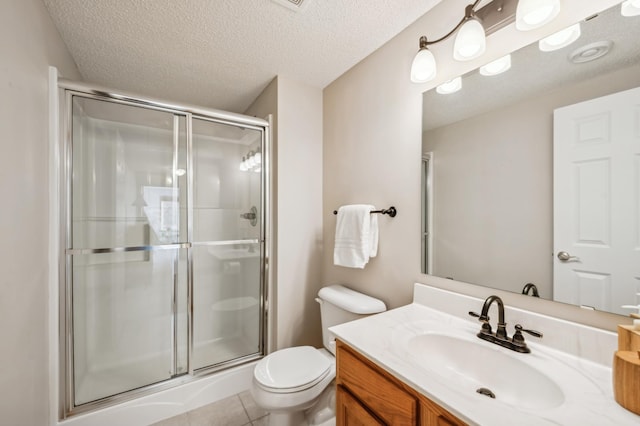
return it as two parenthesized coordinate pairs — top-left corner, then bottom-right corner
(469, 295), (542, 353)
(521, 282), (540, 297)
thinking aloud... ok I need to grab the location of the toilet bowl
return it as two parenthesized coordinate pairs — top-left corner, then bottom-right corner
(251, 347), (335, 426)
(250, 285), (386, 426)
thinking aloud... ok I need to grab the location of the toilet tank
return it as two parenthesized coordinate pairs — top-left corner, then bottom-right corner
(316, 285), (386, 355)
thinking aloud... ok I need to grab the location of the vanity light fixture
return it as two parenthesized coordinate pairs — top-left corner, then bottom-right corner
(239, 150), (262, 173)
(436, 76), (462, 94)
(515, 0), (561, 31)
(538, 23), (581, 51)
(479, 54), (512, 76)
(410, 0), (519, 84)
(453, 5), (486, 61)
(411, 36), (437, 83)
(411, 0), (486, 83)
(621, 0), (640, 16)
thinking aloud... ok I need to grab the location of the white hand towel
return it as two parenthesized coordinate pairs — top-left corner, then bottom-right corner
(334, 204), (378, 268)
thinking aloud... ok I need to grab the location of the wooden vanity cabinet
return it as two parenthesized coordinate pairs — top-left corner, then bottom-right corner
(336, 340), (466, 426)
(419, 398), (466, 426)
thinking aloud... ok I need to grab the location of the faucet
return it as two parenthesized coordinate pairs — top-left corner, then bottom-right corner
(469, 295), (542, 353)
(521, 282), (540, 297)
(478, 295), (508, 339)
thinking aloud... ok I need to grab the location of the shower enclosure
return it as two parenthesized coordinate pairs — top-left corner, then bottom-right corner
(59, 81), (269, 417)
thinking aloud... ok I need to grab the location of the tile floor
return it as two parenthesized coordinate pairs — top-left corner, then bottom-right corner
(150, 390), (269, 426)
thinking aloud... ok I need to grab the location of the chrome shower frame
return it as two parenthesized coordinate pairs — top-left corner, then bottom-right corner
(57, 79), (271, 419)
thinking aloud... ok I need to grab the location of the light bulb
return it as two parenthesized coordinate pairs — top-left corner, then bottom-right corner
(621, 0), (640, 17)
(539, 23), (581, 51)
(254, 152), (262, 165)
(410, 37), (437, 83)
(479, 54), (512, 76)
(239, 156), (247, 171)
(436, 77), (462, 94)
(453, 19), (486, 61)
(516, 0), (560, 31)
(175, 168), (186, 177)
(247, 153), (256, 168)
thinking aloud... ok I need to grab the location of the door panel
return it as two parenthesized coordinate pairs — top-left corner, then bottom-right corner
(554, 86), (640, 314)
(191, 117), (263, 370)
(71, 249), (188, 405)
(70, 96), (189, 405)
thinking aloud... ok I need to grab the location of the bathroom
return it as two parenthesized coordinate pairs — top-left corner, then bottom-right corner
(2, 0), (639, 425)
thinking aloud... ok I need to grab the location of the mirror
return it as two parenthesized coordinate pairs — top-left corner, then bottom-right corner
(421, 1), (640, 316)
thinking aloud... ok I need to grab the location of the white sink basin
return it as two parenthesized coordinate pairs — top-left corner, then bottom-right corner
(406, 333), (565, 410)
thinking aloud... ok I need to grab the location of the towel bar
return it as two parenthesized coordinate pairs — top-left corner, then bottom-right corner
(332, 206), (397, 217)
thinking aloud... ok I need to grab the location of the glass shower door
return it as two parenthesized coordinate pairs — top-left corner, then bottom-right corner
(191, 117), (264, 371)
(68, 95), (189, 405)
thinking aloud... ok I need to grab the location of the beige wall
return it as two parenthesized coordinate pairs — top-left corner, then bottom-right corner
(322, 0), (626, 330)
(276, 77), (323, 349)
(424, 63), (640, 299)
(246, 76), (324, 350)
(0, 0), (80, 424)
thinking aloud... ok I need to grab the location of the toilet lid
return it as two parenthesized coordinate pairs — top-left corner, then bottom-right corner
(254, 346), (331, 392)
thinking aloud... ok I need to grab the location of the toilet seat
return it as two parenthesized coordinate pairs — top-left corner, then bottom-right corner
(254, 346), (332, 394)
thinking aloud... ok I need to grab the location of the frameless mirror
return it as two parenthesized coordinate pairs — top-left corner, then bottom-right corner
(421, 1), (640, 316)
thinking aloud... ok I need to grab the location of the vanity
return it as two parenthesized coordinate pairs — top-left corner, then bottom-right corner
(335, 339), (464, 425)
(330, 283), (640, 425)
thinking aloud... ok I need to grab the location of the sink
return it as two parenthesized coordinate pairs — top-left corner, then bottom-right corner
(406, 333), (565, 410)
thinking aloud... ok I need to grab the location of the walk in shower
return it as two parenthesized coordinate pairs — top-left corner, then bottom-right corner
(59, 81), (269, 417)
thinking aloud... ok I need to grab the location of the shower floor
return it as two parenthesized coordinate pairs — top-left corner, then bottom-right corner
(75, 336), (257, 406)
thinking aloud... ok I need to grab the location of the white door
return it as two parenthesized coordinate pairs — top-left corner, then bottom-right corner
(553, 86), (640, 315)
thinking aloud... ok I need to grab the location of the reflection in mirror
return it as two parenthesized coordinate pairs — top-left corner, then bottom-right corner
(421, 1), (640, 316)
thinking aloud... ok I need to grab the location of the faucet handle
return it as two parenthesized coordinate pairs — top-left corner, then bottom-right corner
(512, 324), (543, 345)
(468, 311), (489, 321)
(514, 324), (543, 338)
(469, 311), (492, 334)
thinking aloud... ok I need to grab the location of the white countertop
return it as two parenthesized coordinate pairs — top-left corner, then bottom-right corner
(329, 284), (640, 426)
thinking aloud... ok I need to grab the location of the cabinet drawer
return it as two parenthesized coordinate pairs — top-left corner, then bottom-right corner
(336, 340), (417, 425)
(336, 385), (385, 426)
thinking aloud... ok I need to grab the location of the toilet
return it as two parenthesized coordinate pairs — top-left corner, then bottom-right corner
(250, 284), (386, 426)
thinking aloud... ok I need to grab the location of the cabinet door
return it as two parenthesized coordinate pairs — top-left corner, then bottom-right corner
(336, 385), (385, 426)
(420, 398), (467, 426)
(337, 341), (417, 425)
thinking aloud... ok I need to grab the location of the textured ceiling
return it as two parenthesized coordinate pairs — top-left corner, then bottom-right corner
(43, 0), (443, 113)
